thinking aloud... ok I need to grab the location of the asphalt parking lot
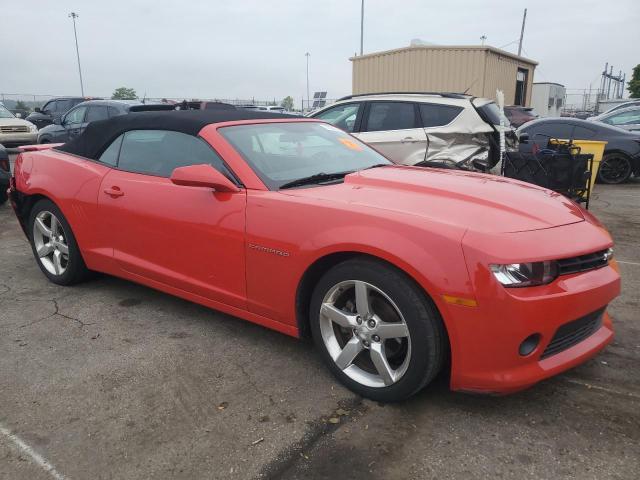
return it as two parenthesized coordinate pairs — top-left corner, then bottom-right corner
(1, 152), (639, 479)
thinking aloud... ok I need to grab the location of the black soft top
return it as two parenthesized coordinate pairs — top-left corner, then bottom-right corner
(55, 109), (299, 160)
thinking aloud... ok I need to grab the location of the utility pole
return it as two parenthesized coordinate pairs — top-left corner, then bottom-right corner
(517, 8), (527, 57)
(305, 52), (310, 112)
(360, 0), (364, 55)
(69, 12), (85, 96)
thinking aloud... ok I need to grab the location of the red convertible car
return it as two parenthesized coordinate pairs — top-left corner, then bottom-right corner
(9, 110), (620, 401)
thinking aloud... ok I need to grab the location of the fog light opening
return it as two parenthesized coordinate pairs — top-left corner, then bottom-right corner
(519, 334), (541, 356)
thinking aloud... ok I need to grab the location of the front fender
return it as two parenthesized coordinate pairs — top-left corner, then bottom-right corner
(245, 191), (473, 341)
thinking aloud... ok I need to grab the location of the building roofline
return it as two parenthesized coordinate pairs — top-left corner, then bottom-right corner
(337, 92), (471, 101)
(349, 45), (538, 66)
(533, 82), (565, 87)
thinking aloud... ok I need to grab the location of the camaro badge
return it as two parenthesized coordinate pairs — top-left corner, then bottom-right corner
(248, 243), (290, 257)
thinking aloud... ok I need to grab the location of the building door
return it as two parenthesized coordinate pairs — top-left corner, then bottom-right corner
(515, 68), (529, 106)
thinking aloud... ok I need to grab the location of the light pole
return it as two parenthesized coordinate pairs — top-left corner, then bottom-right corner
(69, 12), (85, 96)
(360, 0), (364, 55)
(305, 52), (310, 112)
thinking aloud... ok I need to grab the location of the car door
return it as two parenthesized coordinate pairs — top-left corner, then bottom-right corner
(61, 106), (88, 141)
(97, 129), (248, 308)
(312, 102), (363, 133)
(354, 101), (428, 165)
(418, 102), (465, 160)
(520, 122), (575, 153)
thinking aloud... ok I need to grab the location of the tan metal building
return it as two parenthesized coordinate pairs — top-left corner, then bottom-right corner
(350, 45), (538, 106)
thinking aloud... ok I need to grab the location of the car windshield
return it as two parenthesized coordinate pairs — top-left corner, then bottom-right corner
(0, 105), (15, 119)
(219, 122), (391, 190)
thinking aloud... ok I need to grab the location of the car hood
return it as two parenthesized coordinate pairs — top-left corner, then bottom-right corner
(281, 166), (585, 234)
(0, 118), (35, 128)
(38, 123), (64, 134)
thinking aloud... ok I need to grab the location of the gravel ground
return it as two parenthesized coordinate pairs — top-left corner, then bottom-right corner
(1, 154), (638, 479)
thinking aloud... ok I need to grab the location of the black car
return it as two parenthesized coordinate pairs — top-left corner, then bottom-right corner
(25, 97), (95, 129)
(518, 117), (640, 184)
(0, 144), (10, 205)
(37, 100), (176, 144)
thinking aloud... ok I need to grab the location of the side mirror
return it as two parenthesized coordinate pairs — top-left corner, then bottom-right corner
(53, 117), (62, 125)
(15, 113), (22, 118)
(518, 132), (529, 144)
(170, 164), (240, 192)
(35, 107), (41, 113)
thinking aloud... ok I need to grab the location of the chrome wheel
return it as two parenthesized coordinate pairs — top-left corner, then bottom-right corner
(33, 210), (69, 276)
(319, 280), (411, 388)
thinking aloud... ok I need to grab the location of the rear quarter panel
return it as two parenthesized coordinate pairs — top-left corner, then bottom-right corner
(14, 149), (112, 269)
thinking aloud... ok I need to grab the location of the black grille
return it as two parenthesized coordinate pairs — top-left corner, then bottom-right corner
(541, 308), (605, 359)
(557, 250), (609, 276)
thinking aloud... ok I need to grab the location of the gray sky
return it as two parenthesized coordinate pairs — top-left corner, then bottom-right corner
(2, 0), (638, 105)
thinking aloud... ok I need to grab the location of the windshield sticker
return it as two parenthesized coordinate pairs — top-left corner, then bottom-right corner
(339, 137), (363, 151)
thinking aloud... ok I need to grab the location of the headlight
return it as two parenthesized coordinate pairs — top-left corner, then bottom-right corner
(603, 247), (614, 262)
(490, 261), (558, 288)
(28, 123), (38, 132)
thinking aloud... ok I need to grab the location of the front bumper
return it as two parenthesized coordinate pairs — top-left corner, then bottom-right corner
(0, 132), (38, 147)
(446, 221), (620, 394)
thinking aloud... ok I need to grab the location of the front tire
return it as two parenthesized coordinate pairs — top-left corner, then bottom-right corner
(28, 199), (89, 285)
(310, 258), (446, 402)
(598, 153), (632, 184)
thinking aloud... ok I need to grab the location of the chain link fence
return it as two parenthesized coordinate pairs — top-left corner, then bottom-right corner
(0, 93), (56, 111)
(0, 93), (326, 114)
(562, 90), (631, 118)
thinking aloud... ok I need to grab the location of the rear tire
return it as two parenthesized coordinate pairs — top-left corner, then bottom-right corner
(598, 153), (632, 184)
(309, 257), (446, 402)
(28, 199), (89, 285)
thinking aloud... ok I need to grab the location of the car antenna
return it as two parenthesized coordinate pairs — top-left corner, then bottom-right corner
(463, 78), (479, 94)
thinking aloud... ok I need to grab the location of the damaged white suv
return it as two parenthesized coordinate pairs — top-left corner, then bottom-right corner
(310, 92), (517, 171)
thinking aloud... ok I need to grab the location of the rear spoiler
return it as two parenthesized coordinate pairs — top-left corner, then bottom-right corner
(18, 144), (64, 152)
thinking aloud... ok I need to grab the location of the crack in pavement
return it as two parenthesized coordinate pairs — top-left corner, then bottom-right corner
(0, 283), (10, 295)
(256, 396), (366, 480)
(19, 299), (95, 330)
(562, 377), (640, 400)
(234, 360), (277, 406)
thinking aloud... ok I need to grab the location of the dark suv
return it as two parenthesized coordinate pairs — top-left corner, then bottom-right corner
(37, 100), (176, 144)
(25, 97), (97, 129)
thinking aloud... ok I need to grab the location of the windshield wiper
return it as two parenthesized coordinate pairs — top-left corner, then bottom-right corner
(279, 171), (355, 189)
(361, 163), (390, 170)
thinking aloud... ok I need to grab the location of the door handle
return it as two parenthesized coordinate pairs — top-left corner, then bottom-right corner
(103, 187), (124, 198)
(401, 137), (421, 143)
